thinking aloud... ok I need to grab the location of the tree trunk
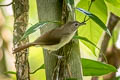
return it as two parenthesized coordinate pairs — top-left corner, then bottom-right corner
(36, 0), (83, 80)
(13, 0), (30, 80)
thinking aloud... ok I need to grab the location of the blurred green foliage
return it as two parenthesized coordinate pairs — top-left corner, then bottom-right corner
(28, 0), (46, 80)
(29, 47), (45, 80)
(0, 0), (4, 3)
(105, 0), (120, 17)
(3, 0), (119, 80)
(76, 0), (108, 56)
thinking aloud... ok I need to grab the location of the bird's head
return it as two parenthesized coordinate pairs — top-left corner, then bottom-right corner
(66, 21), (85, 32)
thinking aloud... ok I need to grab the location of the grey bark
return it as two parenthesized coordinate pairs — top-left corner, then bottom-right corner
(36, 0), (83, 80)
(13, 0), (30, 80)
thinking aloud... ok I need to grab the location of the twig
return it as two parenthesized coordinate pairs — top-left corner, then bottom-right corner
(0, 1), (14, 7)
(67, 64), (72, 78)
(30, 64), (44, 74)
(30, 68), (40, 74)
(30, 67), (42, 74)
(84, 18), (90, 23)
(83, 0), (93, 22)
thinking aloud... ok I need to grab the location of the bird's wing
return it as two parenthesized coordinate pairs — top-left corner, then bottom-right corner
(33, 29), (62, 45)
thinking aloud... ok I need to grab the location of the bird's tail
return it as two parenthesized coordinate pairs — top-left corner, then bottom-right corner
(13, 43), (34, 53)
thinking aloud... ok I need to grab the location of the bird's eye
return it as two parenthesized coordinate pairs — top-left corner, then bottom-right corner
(74, 23), (79, 26)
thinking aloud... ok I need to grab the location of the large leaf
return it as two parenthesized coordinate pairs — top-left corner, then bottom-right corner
(20, 22), (47, 40)
(82, 58), (117, 76)
(73, 36), (100, 56)
(76, 0), (108, 55)
(7, 59), (116, 76)
(20, 21), (60, 40)
(77, 8), (111, 36)
(74, 36), (100, 50)
(105, 0), (120, 17)
(105, 0), (120, 7)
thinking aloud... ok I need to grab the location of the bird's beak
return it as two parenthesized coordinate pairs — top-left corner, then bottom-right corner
(78, 22), (86, 27)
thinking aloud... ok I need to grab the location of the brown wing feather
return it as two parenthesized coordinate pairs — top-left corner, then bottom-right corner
(33, 28), (62, 45)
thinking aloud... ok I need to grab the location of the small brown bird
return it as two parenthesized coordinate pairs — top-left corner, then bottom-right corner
(13, 21), (85, 53)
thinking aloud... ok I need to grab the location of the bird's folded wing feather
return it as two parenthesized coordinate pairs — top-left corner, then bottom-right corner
(33, 29), (62, 45)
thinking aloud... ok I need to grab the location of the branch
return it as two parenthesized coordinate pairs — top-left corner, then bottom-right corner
(0, 1), (14, 7)
(99, 13), (120, 60)
(30, 64), (44, 74)
(13, 0), (30, 80)
(83, 0), (94, 22)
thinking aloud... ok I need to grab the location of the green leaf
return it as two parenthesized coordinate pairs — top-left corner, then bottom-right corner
(82, 58), (117, 76)
(73, 35), (100, 56)
(39, 64), (45, 69)
(4, 71), (16, 74)
(116, 76), (120, 80)
(20, 22), (47, 40)
(73, 35), (100, 50)
(105, 1), (120, 17)
(76, 0), (108, 55)
(76, 8), (111, 36)
(105, 0), (120, 7)
(30, 64), (45, 74)
(20, 21), (60, 40)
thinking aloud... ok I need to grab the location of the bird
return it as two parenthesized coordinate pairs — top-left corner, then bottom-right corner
(13, 21), (85, 53)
